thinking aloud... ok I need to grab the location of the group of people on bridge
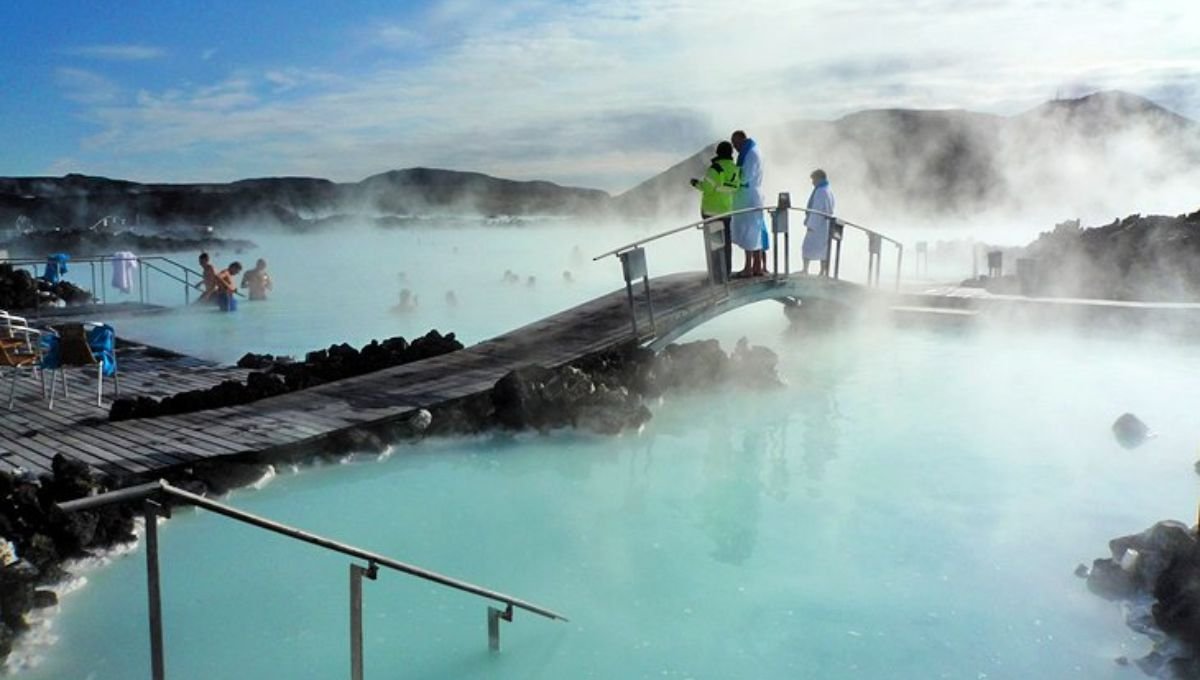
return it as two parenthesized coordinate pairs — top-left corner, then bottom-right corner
(691, 130), (836, 278)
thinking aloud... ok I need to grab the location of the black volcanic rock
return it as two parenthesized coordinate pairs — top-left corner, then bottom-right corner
(0, 167), (614, 235)
(1019, 210), (1200, 300)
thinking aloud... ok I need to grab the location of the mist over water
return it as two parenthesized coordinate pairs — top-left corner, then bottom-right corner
(19, 220), (1200, 677)
(23, 296), (1200, 679)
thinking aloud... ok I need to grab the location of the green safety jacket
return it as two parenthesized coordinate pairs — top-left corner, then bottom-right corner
(694, 157), (740, 216)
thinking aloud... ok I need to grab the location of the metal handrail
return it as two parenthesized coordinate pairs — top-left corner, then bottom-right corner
(58, 479), (567, 680)
(0, 254), (246, 306)
(592, 205), (901, 261)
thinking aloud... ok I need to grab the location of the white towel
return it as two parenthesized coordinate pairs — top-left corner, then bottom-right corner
(111, 251), (138, 294)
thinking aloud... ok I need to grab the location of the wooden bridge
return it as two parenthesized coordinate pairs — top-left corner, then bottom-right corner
(0, 269), (879, 478)
(7, 196), (1198, 480)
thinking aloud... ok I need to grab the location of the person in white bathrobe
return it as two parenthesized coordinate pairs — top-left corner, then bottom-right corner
(801, 169), (836, 276)
(730, 130), (769, 278)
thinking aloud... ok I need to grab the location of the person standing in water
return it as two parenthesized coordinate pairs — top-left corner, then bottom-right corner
(801, 169), (836, 276)
(215, 261), (243, 311)
(690, 141), (740, 277)
(730, 130), (769, 278)
(195, 252), (219, 303)
(241, 258), (273, 300)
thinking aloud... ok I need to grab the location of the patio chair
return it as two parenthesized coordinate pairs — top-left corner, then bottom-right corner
(45, 323), (119, 408)
(1, 325), (45, 410)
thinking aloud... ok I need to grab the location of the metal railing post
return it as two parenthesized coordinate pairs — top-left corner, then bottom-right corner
(488, 603), (513, 652)
(895, 245), (903, 291)
(144, 499), (170, 680)
(772, 192), (791, 280)
(350, 561), (378, 680)
(619, 248), (649, 338)
(184, 270), (190, 305)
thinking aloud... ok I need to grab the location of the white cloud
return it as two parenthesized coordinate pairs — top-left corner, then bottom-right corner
(64, 44), (166, 61)
(55, 67), (120, 104)
(55, 0), (1200, 189)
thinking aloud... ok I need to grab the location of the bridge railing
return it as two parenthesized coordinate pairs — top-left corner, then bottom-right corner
(1, 254), (244, 311)
(58, 479), (567, 680)
(593, 192), (904, 337)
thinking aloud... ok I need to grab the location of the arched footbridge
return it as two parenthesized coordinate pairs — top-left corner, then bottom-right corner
(589, 193), (903, 349)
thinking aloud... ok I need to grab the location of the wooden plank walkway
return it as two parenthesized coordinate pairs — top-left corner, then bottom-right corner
(9, 271), (1192, 480)
(0, 272), (853, 478)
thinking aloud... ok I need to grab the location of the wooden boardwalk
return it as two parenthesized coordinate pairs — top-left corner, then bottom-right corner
(0, 272), (861, 478)
(8, 272), (1200, 479)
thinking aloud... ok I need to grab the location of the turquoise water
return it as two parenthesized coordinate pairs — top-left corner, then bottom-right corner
(19, 226), (1200, 678)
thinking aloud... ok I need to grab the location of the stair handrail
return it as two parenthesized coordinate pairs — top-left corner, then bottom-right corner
(59, 479), (567, 680)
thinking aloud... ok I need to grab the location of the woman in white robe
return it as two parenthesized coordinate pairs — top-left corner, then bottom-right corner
(731, 132), (768, 277)
(801, 169), (835, 275)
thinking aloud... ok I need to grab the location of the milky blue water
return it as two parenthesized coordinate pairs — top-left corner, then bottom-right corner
(18, 224), (1200, 679)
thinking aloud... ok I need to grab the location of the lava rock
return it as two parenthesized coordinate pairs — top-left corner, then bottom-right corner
(0, 560), (39, 630)
(31, 589), (57, 609)
(1113, 413), (1152, 449)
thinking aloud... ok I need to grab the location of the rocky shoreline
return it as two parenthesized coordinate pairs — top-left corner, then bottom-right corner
(0, 335), (782, 666)
(0, 263), (92, 310)
(109, 330), (465, 421)
(1086, 520), (1200, 677)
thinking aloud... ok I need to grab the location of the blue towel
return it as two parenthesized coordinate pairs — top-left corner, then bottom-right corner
(39, 334), (60, 370)
(42, 253), (70, 283)
(86, 324), (118, 376)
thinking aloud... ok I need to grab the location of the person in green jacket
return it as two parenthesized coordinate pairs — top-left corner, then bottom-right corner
(690, 141), (740, 277)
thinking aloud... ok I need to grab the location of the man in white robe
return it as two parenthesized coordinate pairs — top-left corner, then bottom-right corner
(802, 169), (836, 275)
(730, 130), (769, 277)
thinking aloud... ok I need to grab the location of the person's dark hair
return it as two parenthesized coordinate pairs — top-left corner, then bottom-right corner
(731, 130), (747, 142)
(199, 252), (209, 263)
(229, 261), (243, 274)
(715, 141), (733, 159)
(811, 168), (828, 181)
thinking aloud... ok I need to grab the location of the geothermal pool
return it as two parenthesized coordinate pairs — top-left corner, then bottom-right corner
(17, 224), (1200, 678)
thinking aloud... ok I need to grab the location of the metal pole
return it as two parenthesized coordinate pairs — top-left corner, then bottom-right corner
(834, 240), (842, 280)
(144, 501), (167, 680)
(488, 603), (513, 652)
(642, 275), (656, 336)
(895, 246), (903, 291)
(350, 562), (377, 680)
(100, 257), (106, 304)
(625, 281), (638, 336)
(184, 270), (190, 305)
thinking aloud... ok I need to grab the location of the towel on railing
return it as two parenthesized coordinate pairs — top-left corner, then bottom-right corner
(111, 252), (138, 294)
(42, 253), (69, 284)
(86, 324), (118, 376)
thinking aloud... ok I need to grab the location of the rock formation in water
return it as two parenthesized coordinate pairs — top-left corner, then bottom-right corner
(108, 330), (465, 421)
(965, 209), (1200, 301)
(0, 455), (137, 657)
(1086, 520), (1200, 678)
(0, 263), (92, 309)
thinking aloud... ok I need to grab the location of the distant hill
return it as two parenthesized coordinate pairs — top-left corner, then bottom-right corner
(0, 167), (613, 233)
(618, 91), (1200, 222)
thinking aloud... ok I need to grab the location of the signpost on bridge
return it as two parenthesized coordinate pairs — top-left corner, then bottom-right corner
(620, 247), (655, 337)
(772, 192), (791, 280)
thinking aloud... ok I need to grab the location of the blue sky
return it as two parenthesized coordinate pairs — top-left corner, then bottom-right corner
(1, 0), (1198, 191)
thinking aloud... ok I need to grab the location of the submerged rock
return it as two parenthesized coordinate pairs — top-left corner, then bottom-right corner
(1113, 413), (1153, 449)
